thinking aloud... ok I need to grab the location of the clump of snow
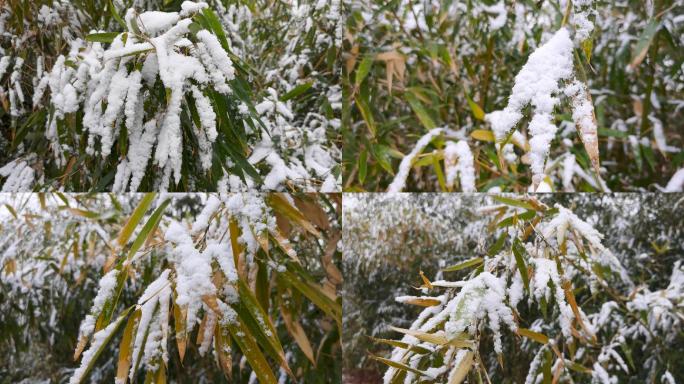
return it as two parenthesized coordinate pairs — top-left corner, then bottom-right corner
(77, 269), (119, 342)
(130, 270), (172, 380)
(0, 156), (38, 192)
(387, 128), (444, 193)
(664, 168), (684, 192)
(485, 28), (575, 186)
(443, 140), (476, 192)
(482, 1), (507, 31)
(572, 0), (595, 43)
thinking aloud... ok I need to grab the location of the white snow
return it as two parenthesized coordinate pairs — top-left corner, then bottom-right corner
(485, 27), (575, 186)
(443, 140), (476, 192)
(387, 128), (444, 193)
(77, 269), (119, 342)
(664, 168), (684, 192)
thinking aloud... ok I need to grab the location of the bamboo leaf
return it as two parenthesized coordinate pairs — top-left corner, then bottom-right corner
(355, 54), (375, 87)
(512, 238), (530, 292)
(491, 196), (538, 211)
(266, 194), (320, 237)
(127, 199), (169, 260)
(225, 318), (278, 384)
(116, 309), (141, 384)
(281, 304), (315, 364)
(405, 91), (436, 130)
(442, 257), (484, 272)
(471, 129), (495, 142)
(85, 32), (119, 43)
(358, 149), (368, 184)
(448, 351), (474, 384)
(389, 327), (473, 348)
(630, 20), (660, 69)
(400, 297), (442, 307)
(517, 328), (549, 344)
(369, 354), (432, 378)
(173, 301), (187, 363)
(370, 337), (431, 354)
(236, 280), (293, 375)
(72, 306), (134, 384)
(118, 193), (155, 247)
(465, 91), (485, 121)
(280, 81), (313, 101)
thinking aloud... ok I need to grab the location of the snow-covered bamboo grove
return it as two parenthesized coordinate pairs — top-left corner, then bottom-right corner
(0, 0), (342, 192)
(0, 193), (342, 383)
(343, 193), (684, 383)
(343, 0), (684, 192)
(1, 0), (684, 383)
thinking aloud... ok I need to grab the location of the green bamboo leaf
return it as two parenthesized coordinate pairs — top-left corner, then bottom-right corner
(442, 257), (484, 272)
(107, 0), (126, 29)
(355, 55), (375, 87)
(235, 279), (292, 375)
(370, 337), (431, 355)
(72, 306), (134, 384)
(370, 144), (394, 175)
(405, 92), (436, 130)
(85, 32), (119, 43)
(369, 354), (432, 378)
(126, 199), (170, 260)
(280, 82), (313, 101)
(488, 232), (507, 256)
(497, 210), (536, 227)
(512, 238), (530, 292)
(355, 93), (376, 137)
(630, 20), (660, 69)
(117, 193), (155, 247)
(358, 149), (368, 184)
(465, 90), (485, 121)
(491, 196), (537, 211)
(225, 318), (278, 384)
(280, 266), (341, 328)
(202, 8), (231, 53)
(432, 155), (447, 191)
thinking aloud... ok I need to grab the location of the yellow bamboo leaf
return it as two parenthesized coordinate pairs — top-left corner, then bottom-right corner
(116, 309), (141, 384)
(173, 302), (187, 363)
(74, 335), (89, 361)
(470, 129), (495, 142)
(202, 294), (221, 315)
(266, 194), (321, 237)
(155, 363), (166, 384)
(293, 196), (330, 230)
(271, 229), (301, 264)
(322, 230), (342, 284)
(401, 297), (442, 307)
(563, 281), (596, 342)
(229, 218), (246, 279)
(376, 50), (406, 94)
(517, 327), (549, 344)
(419, 270), (433, 289)
(390, 326), (473, 348)
(448, 351), (474, 384)
(281, 305), (315, 364)
(214, 324), (232, 377)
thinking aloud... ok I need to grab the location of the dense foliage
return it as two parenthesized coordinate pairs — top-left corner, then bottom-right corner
(343, 0), (684, 192)
(0, 0), (341, 192)
(0, 192), (342, 383)
(342, 193), (684, 383)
